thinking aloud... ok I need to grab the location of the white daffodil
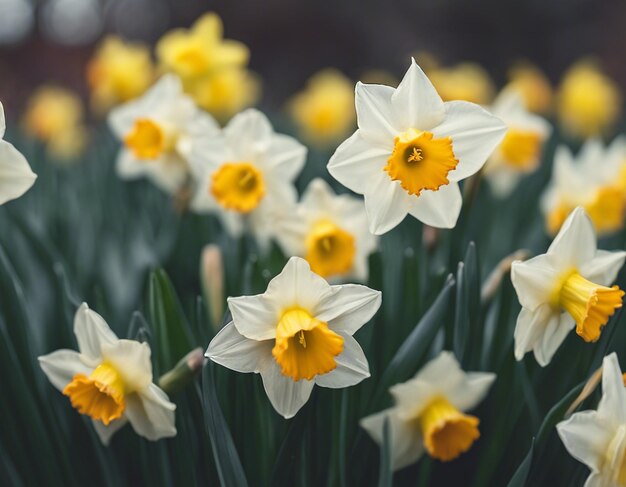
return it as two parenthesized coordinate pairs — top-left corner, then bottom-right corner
(108, 74), (218, 194)
(327, 59), (506, 235)
(511, 207), (626, 366)
(557, 353), (626, 487)
(361, 351), (495, 470)
(274, 178), (378, 281)
(0, 101), (36, 205)
(541, 137), (626, 236)
(206, 256), (381, 418)
(38, 303), (176, 445)
(483, 89), (552, 197)
(188, 108), (306, 250)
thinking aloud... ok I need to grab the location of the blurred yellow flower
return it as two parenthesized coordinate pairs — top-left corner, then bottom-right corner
(428, 62), (495, 104)
(87, 36), (155, 115)
(556, 60), (622, 138)
(288, 69), (355, 148)
(22, 86), (87, 160)
(505, 62), (553, 114)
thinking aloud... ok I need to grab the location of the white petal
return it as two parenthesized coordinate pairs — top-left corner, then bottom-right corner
(92, 418), (128, 446)
(432, 101), (507, 182)
(557, 410), (614, 472)
(101, 340), (153, 392)
(0, 141), (37, 205)
(206, 322), (272, 373)
(38, 349), (92, 392)
(301, 177), (335, 209)
(533, 312), (574, 367)
(144, 156), (189, 194)
(447, 372), (496, 412)
(73, 303), (118, 363)
(510, 255), (558, 311)
(407, 182), (462, 229)
(579, 250), (626, 287)
(314, 334), (370, 388)
(547, 207), (597, 268)
(125, 384), (177, 441)
(513, 305), (552, 362)
(259, 360), (315, 419)
(391, 59), (445, 130)
(598, 353), (626, 423)
(224, 109), (273, 159)
(227, 293), (279, 341)
(327, 130), (390, 195)
(263, 133), (307, 180)
(355, 83), (398, 144)
(116, 150), (147, 180)
(364, 174), (410, 235)
(583, 473), (608, 487)
(485, 167), (521, 199)
(0, 101), (5, 138)
(360, 408), (424, 471)
(314, 284), (381, 335)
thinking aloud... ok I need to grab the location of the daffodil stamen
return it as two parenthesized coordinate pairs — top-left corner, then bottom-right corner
(62, 362), (126, 425)
(124, 118), (168, 160)
(417, 396), (480, 462)
(211, 162), (266, 213)
(384, 129), (459, 196)
(272, 307), (344, 382)
(305, 219), (356, 278)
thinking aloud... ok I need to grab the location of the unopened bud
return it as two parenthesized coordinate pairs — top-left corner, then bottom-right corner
(201, 244), (224, 330)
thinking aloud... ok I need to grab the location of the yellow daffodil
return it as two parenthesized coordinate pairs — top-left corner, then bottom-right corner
(427, 62), (495, 104)
(557, 60), (622, 138)
(275, 178), (377, 281)
(361, 351), (495, 468)
(288, 69), (355, 148)
(558, 353), (626, 486)
(87, 36), (155, 114)
(206, 257), (381, 418)
(511, 208), (626, 366)
(505, 62), (553, 114)
(0, 101), (36, 204)
(327, 59), (506, 235)
(38, 303), (176, 444)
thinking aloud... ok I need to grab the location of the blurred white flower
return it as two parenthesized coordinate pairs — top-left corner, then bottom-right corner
(0, 101), (36, 205)
(39, 303), (176, 445)
(327, 59), (506, 235)
(511, 207), (626, 366)
(275, 178), (377, 281)
(361, 351), (495, 469)
(108, 74), (218, 194)
(206, 256), (381, 418)
(189, 109), (306, 251)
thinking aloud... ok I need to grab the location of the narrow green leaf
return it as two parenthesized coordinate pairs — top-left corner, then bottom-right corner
(377, 418), (392, 487)
(506, 440), (534, 487)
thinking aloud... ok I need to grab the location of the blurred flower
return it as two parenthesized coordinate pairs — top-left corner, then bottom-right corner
(556, 60), (622, 138)
(511, 207), (626, 366)
(327, 59), (506, 235)
(542, 138), (626, 236)
(38, 303), (176, 444)
(288, 69), (355, 148)
(484, 90), (552, 197)
(275, 178), (377, 281)
(206, 256), (381, 418)
(427, 62), (495, 104)
(557, 353), (626, 486)
(505, 62), (553, 114)
(21, 85), (88, 160)
(87, 36), (155, 115)
(359, 69), (399, 87)
(108, 74), (219, 194)
(201, 244), (224, 329)
(0, 101), (36, 204)
(361, 351), (495, 468)
(188, 108), (306, 251)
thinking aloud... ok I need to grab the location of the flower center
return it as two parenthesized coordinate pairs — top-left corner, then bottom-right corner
(555, 271), (624, 342)
(211, 162), (266, 213)
(271, 308), (344, 381)
(384, 129), (458, 197)
(417, 396), (480, 462)
(124, 118), (169, 160)
(305, 219), (356, 278)
(498, 129), (542, 170)
(62, 362), (126, 425)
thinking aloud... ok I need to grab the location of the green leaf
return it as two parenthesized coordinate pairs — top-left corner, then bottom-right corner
(506, 440), (534, 487)
(377, 418), (392, 487)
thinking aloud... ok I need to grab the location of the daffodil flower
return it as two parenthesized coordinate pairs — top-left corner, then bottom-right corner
(361, 351), (495, 469)
(108, 74), (219, 194)
(484, 90), (552, 197)
(38, 303), (176, 445)
(511, 207), (626, 366)
(0, 101), (36, 205)
(327, 59), (506, 235)
(275, 178), (377, 281)
(557, 353), (626, 486)
(189, 109), (306, 250)
(206, 256), (381, 418)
